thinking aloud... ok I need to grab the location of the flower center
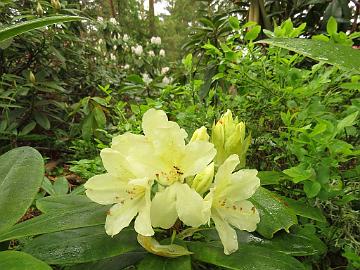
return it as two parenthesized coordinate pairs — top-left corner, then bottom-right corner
(155, 165), (184, 185)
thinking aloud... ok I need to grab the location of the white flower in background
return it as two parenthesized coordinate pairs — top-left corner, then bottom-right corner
(98, 38), (103, 44)
(113, 45), (117, 50)
(204, 154), (260, 255)
(110, 53), (116, 61)
(162, 76), (172, 85)
(124, 64), (130, 69)
(97, 16), (104, 23)
(142, 73), (153, 85)
(109, 17), (118, 25)
(148, 50), (155, 57)
(151, 36), (161, 45)
(159, 49), (165, 57)
(123, 34), (129, 42)
(161, 67), (170, 74)
(132, 45), (143, 56)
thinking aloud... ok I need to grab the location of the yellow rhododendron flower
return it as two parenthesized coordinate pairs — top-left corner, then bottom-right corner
(205, 154), (260, 255)
(85, 109), (216, 236)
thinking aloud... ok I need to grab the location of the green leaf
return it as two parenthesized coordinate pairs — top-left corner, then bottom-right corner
(137, 254), (192, 270)
(93, 106), (106, 128)
(281, 197), (327, 222)
(199, 65), (217, 99)
(283, 165), (315, 183)
(245, 25), (261, 41)
(0, 251), (51, 270)
(0, 147), (44, 234)
(20, 121), (36, 135)
(68, 252), (145, 270)
(182, 53), (192, 73)
(249, 188), (297, 238)
(257, 171), (289, 185)
(0, 16), (85, 42)
(0, 204), (109, 242)
(326, 17), (338, 35)
(337, 111), (358, 132)
(34, 112), (50, 130)
(36, 195), (95, 213)
(23, 226), (140, 264)
(228, 17), (240, 30)
(303, 181), (321, 198)
(257, 38), (360, 71)
(52, 176), (69, 195)
(40, 177), (56, 196)
(188, 242), (305, 270)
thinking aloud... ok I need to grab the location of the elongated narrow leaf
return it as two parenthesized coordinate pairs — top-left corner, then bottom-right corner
(188, 242), (305, 270)
(0, 204), (109, 242)
(137, 254), (192, 270)
(249, 187), (298, 238)
(23, 226), (140, 264)
(0, 251), (51, 270)
(0, 16), (85, 42)
(257, 38), (360, 71)
(0, 147), (44, 234)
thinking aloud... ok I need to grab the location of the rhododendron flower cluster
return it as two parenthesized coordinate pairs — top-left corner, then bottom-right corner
(84, 109), (260, 255)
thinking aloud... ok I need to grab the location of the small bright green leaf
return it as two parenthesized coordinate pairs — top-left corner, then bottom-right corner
(0, 251), (51, 270)
(182, 53), (192, 73)
(327, 17), (337, 35)
(249, 188), (297, 238)
(137, 254), (191, 270)
(228, 16), (239, 30)
(257, 38), (360, 71)
(245, 25), (261, 41)
(0, 16), (85, 42)
(0, 147), (44, 234)
(23, 226), (140, 264)
(283, 165), (315, 183)
(257, 171), (289, 185)
(188, 242), (305, 270)
(337, 111), (358, 132)
(303, 181), (321, 198)
(0, 204), (109, 242)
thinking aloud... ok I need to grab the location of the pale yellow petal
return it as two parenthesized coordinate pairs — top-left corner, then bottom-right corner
(179, 141), (216, 178)
(84, 173), (129, 205)
(220, 200), (260, 232)
(150, 185), (178, 229)
(212, 209), (238, 255)
(214, 154), (239, 192)
(134, 187), (154, 236)
(100, 148), (135, 179)
(105, 199), (140, 236)
(225, 169), (260, 201)
(175, 183), (211, 227)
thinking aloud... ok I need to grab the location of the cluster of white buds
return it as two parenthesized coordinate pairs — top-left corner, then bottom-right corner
(150, 36), (161, 45)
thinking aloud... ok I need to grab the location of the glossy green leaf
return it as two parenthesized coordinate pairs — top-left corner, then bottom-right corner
(137, 254), (192, 270)
(188, 242), (305, 270)
(281, 197), (327, 222)
(257, 38), (360, 71)
(0, 16), (85, 42)
(249, 187), (298, 238)
(0, 204), (109, 242)
(68, 252), (145, 270)
(23, 226), (140, 264)
(36, 195), (95, 213)
(0, 251), (51, 270)
(0, 147), (44, 234)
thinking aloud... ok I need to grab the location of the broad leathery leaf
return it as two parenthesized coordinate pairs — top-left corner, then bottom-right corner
(137, 235), (192, 258)
(36, 195), (95, 213)
(68, 252), (145, 270)
(137, 254), (192, 270)
(281, 197), (327, 222)
(0, 16), (85, 42)
(0, 147), (44, 234)
(249, 187), (298, 238)
(188, 242), (305, 270)
(34, 112), (50, 130)
(93, 106), (106, 128)
(23, 226), (140, 264)
(0, 251), (51, 270)
(0, 204), (109, 242)
(257, 38), (360, 71)
(201, 229), (326, 256)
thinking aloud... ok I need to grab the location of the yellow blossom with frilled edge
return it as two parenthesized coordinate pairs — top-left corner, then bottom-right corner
(205, 154), (260, 255)
(211, 110), (251, 168)
(190, 126), (210, 142)
(85, 109), (216, 237)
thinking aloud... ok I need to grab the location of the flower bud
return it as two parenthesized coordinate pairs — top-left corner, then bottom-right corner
(190, 126), (209, 142)
(51, 0), (61, 10)
(29, 71), (36, 84)
(191, 162), (214, 195)
(36, 2), (44, 16)
(211, 110), (251, 167)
